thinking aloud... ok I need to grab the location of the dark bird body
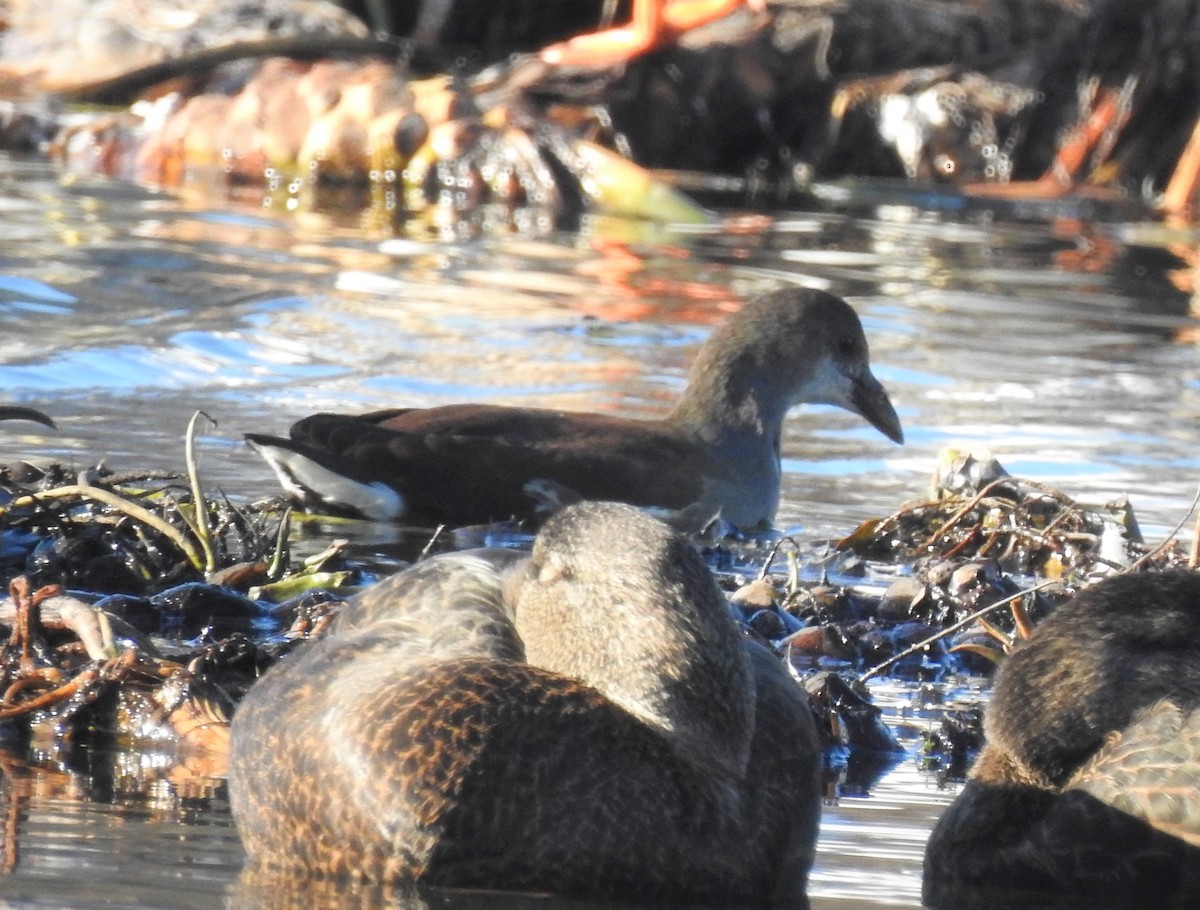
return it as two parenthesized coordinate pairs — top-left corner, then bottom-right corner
(925, 570), (1200, 907)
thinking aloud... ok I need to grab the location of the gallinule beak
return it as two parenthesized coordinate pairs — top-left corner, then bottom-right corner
(229, 501), (822, 901)
(247, 287), (903, 528)
(0, 406), (55, 429)
(925, 570), (1200, 906)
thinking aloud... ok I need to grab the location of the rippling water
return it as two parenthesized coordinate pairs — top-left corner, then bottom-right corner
(0, 154), (1198, 908)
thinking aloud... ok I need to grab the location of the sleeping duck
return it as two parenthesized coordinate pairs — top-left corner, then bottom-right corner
(229, 500), (823, 903)
(925, 569), (1200, 907)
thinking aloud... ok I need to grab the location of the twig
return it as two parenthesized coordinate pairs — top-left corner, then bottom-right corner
(1192, 508), (1200, 569)
(418, 525), (446, 561)
(757, 535), (800, 581)
(266, 509), (292, 581)
(856, 580), (1059, 684)
(1130, 481), (1200, 572)
(925, 478), (1012, 547)
(185, 410), (218, 575)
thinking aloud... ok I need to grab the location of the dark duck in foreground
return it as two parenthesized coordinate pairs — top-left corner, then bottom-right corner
(229, 501), (822, 902)
(925, 570), (1200, 908)
(246, 288), (902, 528)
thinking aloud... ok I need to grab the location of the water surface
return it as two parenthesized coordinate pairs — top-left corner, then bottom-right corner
(0, 157), (1197, 908)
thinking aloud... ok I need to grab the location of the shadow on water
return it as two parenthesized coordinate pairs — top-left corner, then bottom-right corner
(1, 157), (1199, 907)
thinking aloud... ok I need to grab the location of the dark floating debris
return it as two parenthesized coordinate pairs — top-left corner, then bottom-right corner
(0, 422), (1194, 822)
(0, 414), (368, 801)
(720, 445), (1194, 785)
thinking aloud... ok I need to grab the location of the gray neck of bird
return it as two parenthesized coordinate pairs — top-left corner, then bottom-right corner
(668, 349), (791, 446)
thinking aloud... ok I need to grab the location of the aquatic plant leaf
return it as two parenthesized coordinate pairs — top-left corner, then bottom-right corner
(250, 570), (354, 602)
(567, 141), (711, 224)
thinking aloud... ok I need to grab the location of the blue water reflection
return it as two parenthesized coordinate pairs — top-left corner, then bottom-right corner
(0, 155), (1198, 909)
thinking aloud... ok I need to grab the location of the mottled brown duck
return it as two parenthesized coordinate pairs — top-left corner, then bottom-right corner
(246, 287), (903, 528)
(925, 570), (1200, 908)
(229, 501), (822, 902)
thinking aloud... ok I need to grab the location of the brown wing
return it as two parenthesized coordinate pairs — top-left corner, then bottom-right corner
(289, 405), (707, 525)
